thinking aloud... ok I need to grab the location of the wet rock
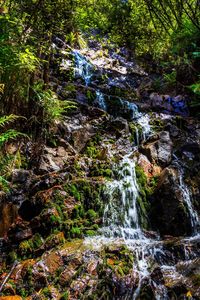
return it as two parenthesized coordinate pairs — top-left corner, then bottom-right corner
(72, 124), (96, 152)
(0, 203), (18, 237)
(43, 252), (63, 274)
(138, 278), (155, 299)
(87, 260), (98, 275)
(39, 146), (69, 173)
(137, 153), (161, 178)
(15, 228), (33, 241)
(165, 123), (180, 138)
(150, 93), (189, 116)
(70, 277), (89, 294)
(59, 264), (77, 286)
(141, 131), (173, 167)
(12, 259), (35, 281)
(110, 117), (129, 134)
(12, 169), (31, 184)
(56, 138), (76, 155)
(164, 258), (200, 299)
(150, 167), (192, 236)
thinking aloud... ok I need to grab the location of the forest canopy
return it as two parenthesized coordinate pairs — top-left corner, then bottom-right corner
(0, 0), (200, 125)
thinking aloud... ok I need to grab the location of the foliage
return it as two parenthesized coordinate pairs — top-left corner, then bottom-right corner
(189, 81), (200, 112)
(0, 0), (75, 127)
(32, 84), (77, 124)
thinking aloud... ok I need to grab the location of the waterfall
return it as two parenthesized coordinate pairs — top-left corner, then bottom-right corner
(74, 49), (199, 300)
(119, 98), (139, 119)
(73, 50), (93, 86)
(101, 155), (170, 300)
(136, 114), (151, 142)
(95, 90), (107, 110)
(102, 156), (142, 240)
(179, 174), (199, 234)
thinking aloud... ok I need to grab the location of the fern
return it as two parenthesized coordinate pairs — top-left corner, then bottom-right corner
(189, 81), (200, 112)
(0, 175), (10, 192)
(189, 82), (200, 96)
(0, 115), (28, 148)
(0, 129), (27, 146)
(33, 85), (77, 123)
(0, 114), (21, 128)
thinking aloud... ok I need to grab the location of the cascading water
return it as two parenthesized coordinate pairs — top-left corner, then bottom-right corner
(102, 156), (141, 240)
(95, 90), (107, 111)
(119, 98), (139, 119)
(179, 172), (199, 235)
(74, 49), (200, 300)
(73, 50), (93, 86)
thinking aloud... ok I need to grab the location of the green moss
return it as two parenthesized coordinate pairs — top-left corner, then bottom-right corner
(72, 204), (85, 219)
(73, 160), (85, 177)
(18, 233), (44, 258)
(86, 89), (96, 105)
(91, 224), (99, 230)
(84, 133), (103, 158)
(60, 291), (69, 300)
(90, 161), (112, 178)
(85, 144), (101, 158)
(71, 226), (82, 238)
(42, 287), (52, 298)
(32, 233), (43, 249)
(135, 165), (147, 187)
(19, 240), (34, 257)
(149, 118), (164, 131)
(85, 230), (96, 236)
(69, 184), (81, 201)
(7, 250), (17, 263)
(129, 122), (143, 144)
(135, 165), (151, 230)
(86, 209), (97, 221)
(50, 214), (62, 226)
(45, 232), (65, 247)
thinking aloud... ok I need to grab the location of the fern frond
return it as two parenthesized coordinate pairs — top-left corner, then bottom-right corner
(0, 130), (27, 146)
(0, 114), (21, 128)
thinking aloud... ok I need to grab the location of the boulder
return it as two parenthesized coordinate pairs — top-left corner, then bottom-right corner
(39, 145), (69, 173)
(12, 169), (30, 184)
(141, 131), (173, 167)
(137, 153), (161, 178)
(72, 125), (95, 152)
(150, 167), (192, 236)
(110, 117), (129, 134)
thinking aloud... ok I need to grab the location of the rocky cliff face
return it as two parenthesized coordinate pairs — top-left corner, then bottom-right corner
(0, 38), (199, 300)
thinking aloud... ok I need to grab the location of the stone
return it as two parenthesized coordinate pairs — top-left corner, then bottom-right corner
(59, 265), (76, 286)
(72, 125), (95, 152)
(110, 117), (129, 134)
(141, 131), (173, 167)
(15, 228), (33, 241)
(87, 260), (98, 276)
(43, 252), (63, 274)
(12, 169), (30, 184)
(150, 167), (192, 236)
(38, 145), (70, 172)
(137, 153), (161, 178)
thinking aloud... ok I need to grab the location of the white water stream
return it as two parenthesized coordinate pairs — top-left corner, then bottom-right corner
(73, 49), (199, 299)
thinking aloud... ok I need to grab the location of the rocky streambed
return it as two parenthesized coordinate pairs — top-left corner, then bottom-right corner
(0, 38), (200, 299)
